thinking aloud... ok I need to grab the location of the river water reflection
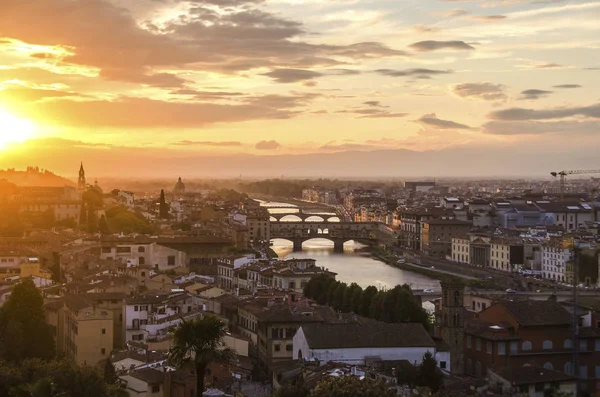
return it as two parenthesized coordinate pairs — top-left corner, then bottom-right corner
(258, 200), (439, 291)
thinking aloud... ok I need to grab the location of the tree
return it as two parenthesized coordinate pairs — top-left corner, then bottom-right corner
(159, 189), (169, 219)
(103, 358), (118, 385)
(98, 215), (110, 235)
(332, 283), (346, 312)
(0, 279), (55, 363)
(79, 202), (87, 228)
(312, 376), (396, 397)
(417, 352), (443, 392)
(168, 315), (236, 395)
(360, 286), (377, 317)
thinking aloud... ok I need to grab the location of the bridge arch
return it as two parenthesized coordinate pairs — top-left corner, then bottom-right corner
(279, 214), (303, 222)
(305, 215), (326, 222)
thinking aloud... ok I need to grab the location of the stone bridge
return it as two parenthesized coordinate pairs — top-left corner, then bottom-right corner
(270, 221), (379, 252)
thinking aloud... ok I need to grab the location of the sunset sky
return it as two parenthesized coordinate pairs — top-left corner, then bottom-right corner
(0, 0), (598, 178)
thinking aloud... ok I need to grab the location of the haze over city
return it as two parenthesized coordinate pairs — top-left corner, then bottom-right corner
(0, 0), (599, 177)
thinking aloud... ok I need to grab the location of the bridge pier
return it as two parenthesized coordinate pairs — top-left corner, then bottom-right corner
(293, 238), (303, 252)
(333, 239), (344, 253)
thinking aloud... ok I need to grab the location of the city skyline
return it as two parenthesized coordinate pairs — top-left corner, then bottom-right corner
(0, 0), (599, 176)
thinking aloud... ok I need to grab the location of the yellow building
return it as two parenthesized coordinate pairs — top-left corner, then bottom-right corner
(20, 258), (53, 280)
(63, 295), (114, 365)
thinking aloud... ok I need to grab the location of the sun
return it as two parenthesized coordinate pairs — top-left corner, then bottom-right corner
(0, 110), (35, 149)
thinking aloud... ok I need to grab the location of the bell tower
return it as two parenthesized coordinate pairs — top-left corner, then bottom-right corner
(439, 281), (465, 375)
(78, 162), (86, 191)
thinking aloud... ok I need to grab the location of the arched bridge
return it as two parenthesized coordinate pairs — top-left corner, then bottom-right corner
(270, 221), (379, 252)
(269, 211), (340, 222)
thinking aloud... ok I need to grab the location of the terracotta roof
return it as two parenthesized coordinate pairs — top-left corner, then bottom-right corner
(300, 322), (435, 349)
(492, 366), (575, 386)
(129, 368), (165, 384)
(500, 300), (571, 326)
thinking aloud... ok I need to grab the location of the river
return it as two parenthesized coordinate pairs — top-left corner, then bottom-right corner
(258, 200), (440, 291)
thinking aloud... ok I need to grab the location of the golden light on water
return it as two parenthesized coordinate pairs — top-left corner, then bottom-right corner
(0, 109), (35, 149)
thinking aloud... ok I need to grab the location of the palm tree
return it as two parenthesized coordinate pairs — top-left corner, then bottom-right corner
(168, 315), (236, 396)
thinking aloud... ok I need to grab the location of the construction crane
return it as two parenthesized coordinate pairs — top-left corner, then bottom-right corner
(550, 169), (600, 201)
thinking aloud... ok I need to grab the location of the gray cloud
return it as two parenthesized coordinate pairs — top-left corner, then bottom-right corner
(409, 40), (475, 52)
(446, 9), (469, 17)
(553, 84), (582, 89)
(262, 69), (323, 83)
(532, 63), (563, 69)
(452, 82), (507, 102)
(363, 101), (387, 107)
(418, 113), (471, 129)
(472, 15), (507, 21)
(335, 108), (408, 119)
(375, 68), (452, 79)
(488, 103), (600, 121)
(171, 140), (242, 146)
(255, 140), (281, 150)
(483, 120), (600, 135)
(520, 89), (553, 100)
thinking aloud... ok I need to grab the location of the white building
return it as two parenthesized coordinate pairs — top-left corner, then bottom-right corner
(293, 323), (437, 366)
(541, 242), (570, 282)
(100, 237), (186, 270)
(124, 292), (204, 344)
(451, 237), (470, 264)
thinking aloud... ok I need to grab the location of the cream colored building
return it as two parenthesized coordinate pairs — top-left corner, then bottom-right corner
(451, 237), (470, 264)
(62, 295), (114, 365)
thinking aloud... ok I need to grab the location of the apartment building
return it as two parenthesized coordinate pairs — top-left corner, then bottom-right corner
(541, 240), (570, 282)
(451, 237), (470, 264)
(421, 219), (472, 258)
(124, 292), (204, 345)
(490, 238), (525, 272)
(62, 295), (114, 365)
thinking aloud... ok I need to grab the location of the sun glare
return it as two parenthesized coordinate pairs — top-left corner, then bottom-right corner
(0, 110), (35, 149)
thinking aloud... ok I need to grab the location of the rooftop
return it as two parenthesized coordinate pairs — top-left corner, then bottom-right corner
(492, 366), (575, 386)
(301, 322), (435, 349)
(500, 300), (571, 326)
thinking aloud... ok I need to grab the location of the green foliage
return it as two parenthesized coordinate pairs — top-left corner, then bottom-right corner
(0, 358), (109, 397)
(417, 352), (443, 392)
(0, 279), (55, 363)
(102, 358), (117, 385)
(106, 210), (153, 234)
(98, 215), (110, 235)
(274, 378), (309, 397)
(168, 315), (236, 394)
(214, 189), (248, 202)
(303, 275), (430, 329)
(312, 376), (396, 397)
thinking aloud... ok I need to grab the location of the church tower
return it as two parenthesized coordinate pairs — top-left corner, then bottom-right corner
(439, 281), (465, 375)
(78, 162), (86, 191)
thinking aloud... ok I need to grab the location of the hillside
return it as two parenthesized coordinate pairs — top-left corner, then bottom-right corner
(0, 167), (75, 187)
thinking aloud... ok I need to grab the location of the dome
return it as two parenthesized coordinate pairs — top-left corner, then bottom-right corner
(174, 177), (186, 193)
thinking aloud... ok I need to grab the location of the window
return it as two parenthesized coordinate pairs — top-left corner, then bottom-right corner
(510, 341), (518, 354)
(101, 247), (112, 254)
(580, 366), (588, 379)
(102, 328), (106, 334)
(595, 366), (600, 379)
(286, 344), (293, 352)
(476, 338), (481, 351)
(101, 348), (106, 355)
(138, 246), (145, 253)
(543, 340), (553, 350)
(596, 339), (600, 351)
(116, 247), (131, 253)
(522, 341), (532, 351)
(140, 305), (148, 311)
(274, 344), (281, 352)
(564, 362), (574, 375)
(564, 339), (573, 349)
(139, 257), (145, 265)
(151, 385), (160, 393)
(498, 342), (505, 356)
(167, 256), (176, 266)
(467, 335), (472, 349)
(134, 305), (139, 312)
(487, 341), (492, 354)
(440, 361), (446, 369)
(580, 339), (588, 351)
(543, 362), (553, 370)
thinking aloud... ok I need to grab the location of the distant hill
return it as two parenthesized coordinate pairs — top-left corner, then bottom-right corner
(0, 167), (75, 187)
